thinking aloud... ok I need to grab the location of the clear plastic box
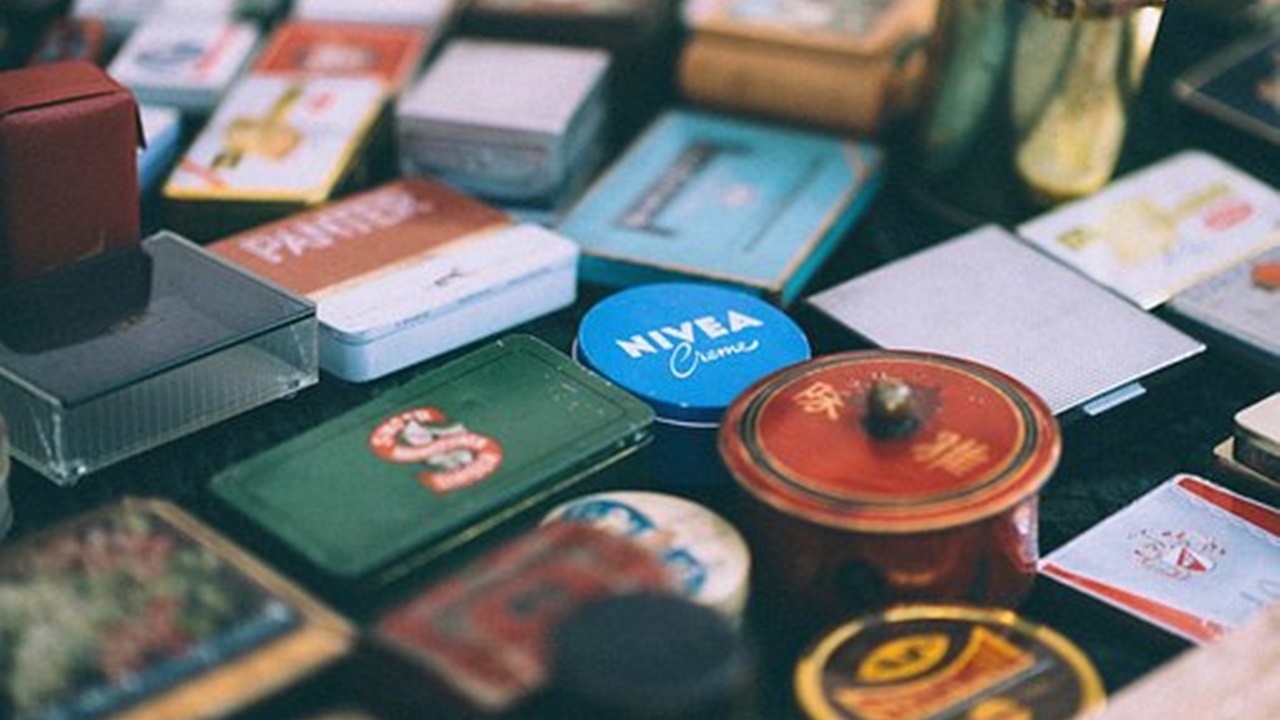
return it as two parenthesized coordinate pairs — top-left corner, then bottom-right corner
(0, 231), (318, 484)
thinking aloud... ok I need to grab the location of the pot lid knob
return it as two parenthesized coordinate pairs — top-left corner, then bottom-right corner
(864, 377), (919, 439)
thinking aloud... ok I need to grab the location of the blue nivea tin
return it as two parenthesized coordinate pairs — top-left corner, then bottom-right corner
(575, 282), (810, 485)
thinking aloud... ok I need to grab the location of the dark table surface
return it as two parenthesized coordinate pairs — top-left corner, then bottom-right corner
(3, 3), (1279, 718)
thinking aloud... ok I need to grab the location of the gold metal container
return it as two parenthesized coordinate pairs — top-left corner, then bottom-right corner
(906, 0), (1167, 225)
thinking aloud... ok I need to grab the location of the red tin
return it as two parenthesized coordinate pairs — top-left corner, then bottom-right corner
(718, 350), (1059, 621)
(0, 61), (141, 283)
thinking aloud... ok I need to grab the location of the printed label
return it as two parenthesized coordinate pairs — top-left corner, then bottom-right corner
(613, 309), (765, 380)
(369, 408), (504, 493)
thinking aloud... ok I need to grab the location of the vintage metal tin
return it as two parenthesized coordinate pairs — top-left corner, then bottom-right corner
(398, 38), (611, 207)
(542, 490), (752, 620)
(208, 178), (578, 382)
(371, 522), (676, 715)
(576, 282), (810, 486)
(719, 349), (1060, 619)
(163, 73), (388, 240)
(795, 605), (1104, 720)
(211, 334), (654, 588)
(106, 17), (261, 114)
(0, 497), (352, 720)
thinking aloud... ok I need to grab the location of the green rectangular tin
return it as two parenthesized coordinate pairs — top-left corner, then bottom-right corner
(210, 334), (653, 586)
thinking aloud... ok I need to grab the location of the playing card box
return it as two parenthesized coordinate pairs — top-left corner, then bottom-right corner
(367, 521), (676, 716)
(1039, 473), (1280, 644)
(398, 38), (611, 207)
(106, 17), (261, 114)
(210, 335), (654, 591)
(163, 74), (389, 241)
(0, 61), (141, 283)
(1016, 151), (1280, 310)
(559, 108), (883, 305)
(1175, 33), (1280, 149)
(806, 224), (1205, 417)
(252, 20), (436, 93)
(0, 497), (352, 720)
(1167, 244), (1280, 372)
(0, 231), (318, 484)
(208, 178), (578, 382)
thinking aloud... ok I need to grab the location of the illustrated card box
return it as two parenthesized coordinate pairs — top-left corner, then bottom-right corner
(0, 498), (352, 720)
(163, 74), (388, 240)
(807, 225), (1205, 417)
(678, 0), (936, 133)
(1039, 474), (1280, 644)
(0, 61), (141, 283)
(1167, 244), (1280, 371)
(139, 104), (183, 196)
(209, 178), (579, 382)
(210, 334), (654, 588)
(558, 109), (884, 305)
(1016, 151), (1280, 310)
(252, 20), (435, 93)
(397, 39), (611, 206)
(370, 522), (675, 715)
(1175, 33), (1280, 148)
(106, 17), (261, 114)
(0, 231), (318, 484)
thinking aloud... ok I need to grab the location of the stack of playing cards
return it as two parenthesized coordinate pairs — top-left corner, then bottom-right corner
(1040, 474), (1280, 644)
(1016, 151), (1280, 310)
(806, 224), (1205, 418)
(106, 14), (261, 114)
(1215, 392), (1280, 490)
(397, 38), (611, 207)
(1168, 244), (1280, 371)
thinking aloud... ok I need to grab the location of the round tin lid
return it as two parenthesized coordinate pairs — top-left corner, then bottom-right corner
(542, 490), (752, 620)
(575, 283), (810, 425)
(719, 350), (1060, 533)
(795, 605), (1105, 720)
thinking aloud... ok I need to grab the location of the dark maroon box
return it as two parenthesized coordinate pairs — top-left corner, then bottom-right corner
(0, 61), (141, 282)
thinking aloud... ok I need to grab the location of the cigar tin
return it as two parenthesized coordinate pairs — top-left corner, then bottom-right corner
(808, 225), (1206, 417)
(163, 74), (388, 240)
(719, 350), (1060, 621)
(0, 61), (141, 283)
(398, 38), (611, 206)
(371, 521), (675, 715)
(0, 231), (318, 484)
(252, 20), (435, 93)
(106, 17), (261, 114)
(559, 109), (883, 305)
(1168, 244), (1280, 372)
(795, 605), (1104, 720)
(574, 282), (810, 485)
(211, 334), (654, 586)
(1016, 151), (1280, 310)
(208, 178), (578, 382)
(1040, 473), (1280, 644)
(0, 498), (352, 720)
(543, 490), (752, 619)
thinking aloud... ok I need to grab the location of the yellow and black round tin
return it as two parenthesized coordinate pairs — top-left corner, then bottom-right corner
(795, 605), (1105, 720)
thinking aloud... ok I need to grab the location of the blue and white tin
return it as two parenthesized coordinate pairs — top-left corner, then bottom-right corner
(575, 282), (810, 484)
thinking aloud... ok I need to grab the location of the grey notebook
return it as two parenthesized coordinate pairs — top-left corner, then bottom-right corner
(807, 225), (1206, 416)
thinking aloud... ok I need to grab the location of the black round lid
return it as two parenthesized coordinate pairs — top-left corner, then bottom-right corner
(550, 592), (755, 718)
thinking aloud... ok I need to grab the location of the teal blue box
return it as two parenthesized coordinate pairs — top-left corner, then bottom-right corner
(557, 109), (883, 305)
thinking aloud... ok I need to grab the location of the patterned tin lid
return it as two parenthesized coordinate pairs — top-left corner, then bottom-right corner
(795, 605), (1105, 720)
(719, 350), (1060, 533)
(542, 490), (752, 620)
(576, 282), (810, 425)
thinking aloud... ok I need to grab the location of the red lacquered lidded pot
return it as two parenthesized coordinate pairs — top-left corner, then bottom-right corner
(718, 350), (1060, 621)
